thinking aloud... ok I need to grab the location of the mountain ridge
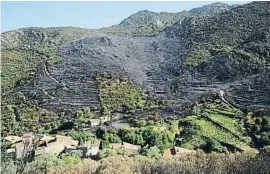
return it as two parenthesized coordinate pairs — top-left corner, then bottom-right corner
(1, 2), (269, 152)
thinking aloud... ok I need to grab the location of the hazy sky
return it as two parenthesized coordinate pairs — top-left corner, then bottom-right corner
(1, 1), (250, 32)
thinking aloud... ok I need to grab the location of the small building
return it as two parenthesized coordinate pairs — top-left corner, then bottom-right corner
(40, 135), (56, 144)
(6, 148), (16, 153)
(5, 148), (16, 159)
(163, 147), (196, 157)
(55, 135), (79, 146)
(83, 140), (101, 148)
(90, 119), (100, 127)
(65, 145), (77, 153)
(77, 140), (101, 157)
(35, 143), (66, 156)
(36, 135), (56, 147)
(35, 146), (49, 156)
(87, 147), (99, 157)
(35, 135), (79, 157)
(77, 146), (99, 157)
(100, 116), (111, 123)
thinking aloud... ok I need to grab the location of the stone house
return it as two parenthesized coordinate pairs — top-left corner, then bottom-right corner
(77, 140), (101, 158)
(8, 133), (35, 159)
(34, 135), (79, 156)
(4, 134), (79, 158)
(90, 119), (100, 127)
(100, 116), (111, 123)
(89, 116), (111, 127)
(35, 135), (56, 147)
(65, 145), (77, 153)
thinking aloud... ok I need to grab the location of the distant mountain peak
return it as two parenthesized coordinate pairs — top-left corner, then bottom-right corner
(189, 2), (231, 15)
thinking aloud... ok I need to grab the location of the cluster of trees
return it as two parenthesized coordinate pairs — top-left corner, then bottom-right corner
(68, 131), (96, 145)
(96, 122), (176, 152)
(59, 150), (83, 165)
(96, 126), (122, 149)
(127, 112), (172, 128)
(1, 105), (60, 137)
(119, 125), (175, 151)
(136, 152), (270, 174)
(74, 107), (94, 128)
(3, 149), (269, 174)
(245, 112), (270, 150)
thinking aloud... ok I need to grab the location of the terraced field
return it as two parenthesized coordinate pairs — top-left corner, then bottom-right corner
(178, 99), (256, 152)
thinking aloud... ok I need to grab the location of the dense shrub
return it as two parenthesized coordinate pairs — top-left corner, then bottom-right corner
(119, 125), (175, 151)
(245, 112), (270, 148)
(68, 130), (95, 145)
(74, 107), (94, 129)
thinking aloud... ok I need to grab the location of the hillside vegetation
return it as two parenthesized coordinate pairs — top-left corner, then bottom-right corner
(165, 1), (270, 74)
(1, 2), (270, 166)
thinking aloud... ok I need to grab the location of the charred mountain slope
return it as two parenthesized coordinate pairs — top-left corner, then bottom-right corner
(164, 1), (270, 112)
(18, 35), (185, 114)
(1, 2), (269, 137)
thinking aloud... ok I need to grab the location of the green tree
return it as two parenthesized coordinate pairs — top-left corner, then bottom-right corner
(100, 139), (110, 150)
(60, 150), (82, 165)
(135, 120), (147, 128)
(101, 105), (110, 116)
(96, 126), (107, 139)
(142, 146), (161, 159)
(68, 130), (95, 145)
(74, 107), (94, 128)
(136, 134), (144, 145)
(104, 133), (121, 143)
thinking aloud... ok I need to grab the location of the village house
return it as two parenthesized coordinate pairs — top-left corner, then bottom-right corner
(100, 116), (111, 123)
(163, 146), (196, 157)
(6, 133), (35, 159)
(35, 142), (66, 156)
(65, 145), (77, 153)
(77, 140), (101, 158)
(90, 119), (101, 127)
(39, 135), (56, 144)
(35, 135), (79, 156)
(90, 116), (111, 127)
(5, 134), (79, 158)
